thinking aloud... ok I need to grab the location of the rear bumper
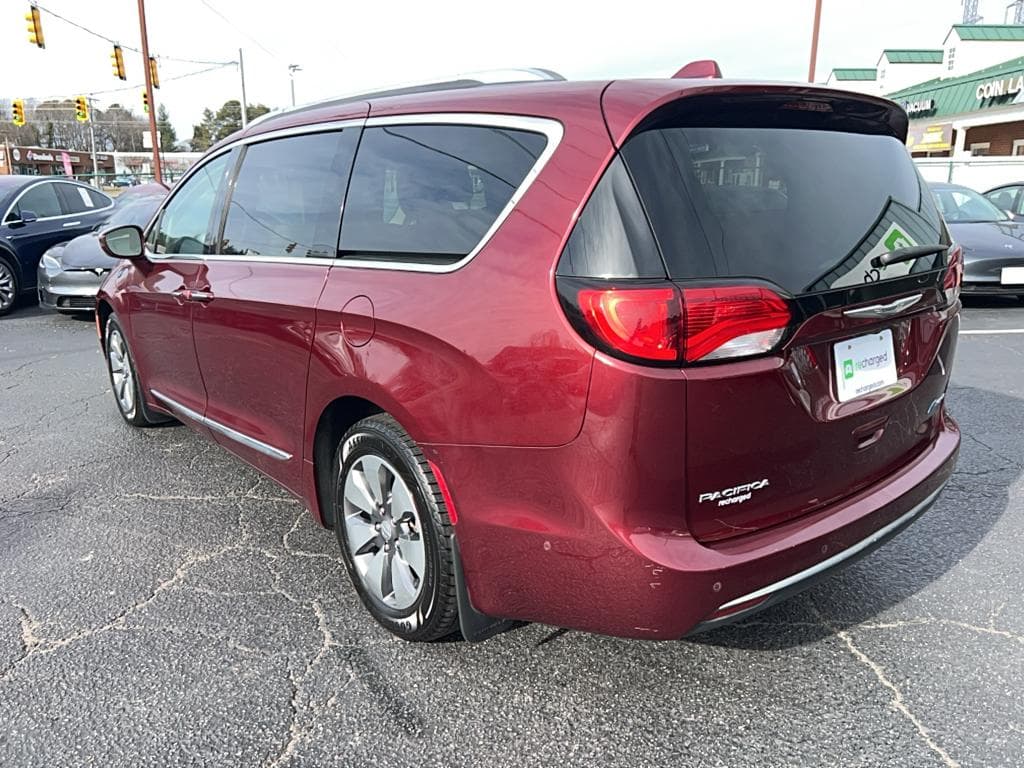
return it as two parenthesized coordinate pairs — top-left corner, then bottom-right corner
(427, 413), (959, 640)
(687, 479), (945, 634)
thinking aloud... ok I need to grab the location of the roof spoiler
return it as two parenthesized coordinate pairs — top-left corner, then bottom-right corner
(673, 60), (723, 79)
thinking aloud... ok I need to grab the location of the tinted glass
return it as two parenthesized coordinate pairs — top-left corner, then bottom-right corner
(57, 183), (108, 214)
(154, 153), (231, 255)
(985, 187), (1016, 212)
(932, 186), (1007, 224)
(339, 124), (547, 261)
(17, 183), (62, 219)
(556, 156), (664, 278)
(107, 197), (163, 228)
(623, 127), (945, 294)
(220, 131), (358, 258)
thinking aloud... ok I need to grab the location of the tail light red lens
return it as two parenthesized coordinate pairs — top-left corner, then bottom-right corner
(566, 282), (791, 365)
(681, 286), (791, 362)
(944, 243), (963, 305)
(577, 287), (681, 361)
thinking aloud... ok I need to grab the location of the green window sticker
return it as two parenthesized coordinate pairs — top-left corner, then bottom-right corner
(843, 359), (855, 380)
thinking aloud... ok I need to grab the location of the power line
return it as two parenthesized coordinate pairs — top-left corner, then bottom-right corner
(197, 0), (279, 60)
(29, 63), (236, 103)
(33, 2), (235, 66)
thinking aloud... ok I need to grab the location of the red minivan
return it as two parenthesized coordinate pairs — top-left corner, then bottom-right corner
(95, 66), (961, 642)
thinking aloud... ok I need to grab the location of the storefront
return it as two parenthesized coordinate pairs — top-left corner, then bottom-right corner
(0, 145), (114, 179)
(889, 55), (1024, 158)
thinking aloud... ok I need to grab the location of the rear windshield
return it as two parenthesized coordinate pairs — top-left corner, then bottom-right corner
(622, 127), (945, 294)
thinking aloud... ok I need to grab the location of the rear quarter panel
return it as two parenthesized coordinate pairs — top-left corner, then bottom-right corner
(304, 94), (620, 467)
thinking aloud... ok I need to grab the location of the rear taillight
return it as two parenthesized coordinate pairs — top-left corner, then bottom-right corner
(944, 243), (963, 305)
(577, 287), (682, 362)
(680, 286), (791, 362)
(562, 281), (792, 365)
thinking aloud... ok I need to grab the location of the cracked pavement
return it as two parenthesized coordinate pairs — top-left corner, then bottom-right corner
(1, 299), (1023, 767)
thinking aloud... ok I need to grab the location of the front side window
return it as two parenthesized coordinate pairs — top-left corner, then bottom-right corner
(984, 187), (1017, 213)
(339, 124), (548, 263)
(220, 130), (358, 258)
(16, 183), (62, 219)
(153, 152), (232, 255)
(932, 187), (1008, 223)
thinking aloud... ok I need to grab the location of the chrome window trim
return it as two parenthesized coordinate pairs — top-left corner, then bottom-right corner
(2, 179), (114, 226)
(143, 113), (564, 273)
(150, 389), (293, 461)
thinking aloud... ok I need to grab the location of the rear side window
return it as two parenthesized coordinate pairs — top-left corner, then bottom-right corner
(56, 183), (110, 214)
(220, 130), (358, 258)
(622, 126), (945, 294)
(339, 124), (548, 262)
(16, 183), (62, 219)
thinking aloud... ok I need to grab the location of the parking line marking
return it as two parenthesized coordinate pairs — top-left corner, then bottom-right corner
(960, 329), (1024, 335)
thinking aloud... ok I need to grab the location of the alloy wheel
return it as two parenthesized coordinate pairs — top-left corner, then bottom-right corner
(107, 328), (135, 415)
(342, 454), (426, 611)
(0, 262), (15, 311)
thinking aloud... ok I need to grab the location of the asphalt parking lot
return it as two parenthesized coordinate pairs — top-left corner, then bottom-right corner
(1, 299), (1022, 768)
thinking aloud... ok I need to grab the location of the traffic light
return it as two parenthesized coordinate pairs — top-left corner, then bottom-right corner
(111, 45), (126, 80)
(142, 92), (149, 113)
(74, 95), (89, 123)
(12, 100), (26, 127)
(148, 57), (160, 89)
(26, 3), (44, 48)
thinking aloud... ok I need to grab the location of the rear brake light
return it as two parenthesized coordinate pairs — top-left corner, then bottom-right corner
(563, 282), (792, 365)
(944, 243), (963, 305)
(681, 286), (791, 362)
(578, 287), (681, 361)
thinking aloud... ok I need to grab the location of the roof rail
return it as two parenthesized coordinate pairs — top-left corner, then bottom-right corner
(248, 68), (566, 129)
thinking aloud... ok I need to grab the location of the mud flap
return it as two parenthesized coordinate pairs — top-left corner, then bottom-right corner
(451, 535), (516, 642)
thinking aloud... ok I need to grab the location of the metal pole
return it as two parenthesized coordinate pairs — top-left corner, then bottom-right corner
(808, 0), (823, 82)
(87, 95), (99, 188)
(290, 74), (296, 107)
(238, 48), (249, 128)
(136, 0), (162, 185)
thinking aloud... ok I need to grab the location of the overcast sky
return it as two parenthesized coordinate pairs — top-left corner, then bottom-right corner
(0, 0), (1017, 142)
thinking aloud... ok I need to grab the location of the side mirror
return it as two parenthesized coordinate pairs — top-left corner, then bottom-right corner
(99, 224), (145, 259)
(19, 210), (39, 224)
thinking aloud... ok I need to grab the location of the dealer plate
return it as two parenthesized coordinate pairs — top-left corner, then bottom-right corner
(833, 329), (898, 403)
(1001, 267), (1024, 285)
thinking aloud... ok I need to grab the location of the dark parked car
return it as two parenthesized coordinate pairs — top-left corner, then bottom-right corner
(94, 66), (961, 642)
(0, 175), (114, 315)
(932, 182), (1024, 298)
(38, 188), (167, 313)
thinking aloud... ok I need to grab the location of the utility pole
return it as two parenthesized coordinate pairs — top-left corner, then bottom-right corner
(87, 94), (99, 188)
(808, 0), (823, 82)
(239, 48), (249, 128)
(288, 64), (302, 107)
(136, 0), (162, 185)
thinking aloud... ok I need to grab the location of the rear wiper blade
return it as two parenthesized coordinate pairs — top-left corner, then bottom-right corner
(871, 243), (947, 269)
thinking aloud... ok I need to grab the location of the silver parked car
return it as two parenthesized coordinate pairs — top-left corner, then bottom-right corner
(37, 187), (166, 313)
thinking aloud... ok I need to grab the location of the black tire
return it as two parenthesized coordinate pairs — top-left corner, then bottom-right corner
(0, 256), (18, 317)
(104, 316), (173, 427)
(333, 414), (459, 642)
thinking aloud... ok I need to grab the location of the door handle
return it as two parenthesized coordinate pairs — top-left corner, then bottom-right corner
(171, 289), (215, 304)
(61, 220), (82, 228)
(842, 293), (923, 319)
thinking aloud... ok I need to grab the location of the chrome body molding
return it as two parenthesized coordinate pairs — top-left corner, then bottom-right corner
(142, 113), (564, 274)
(150, 389), (292, 461)
(690, 481), (947, 634)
